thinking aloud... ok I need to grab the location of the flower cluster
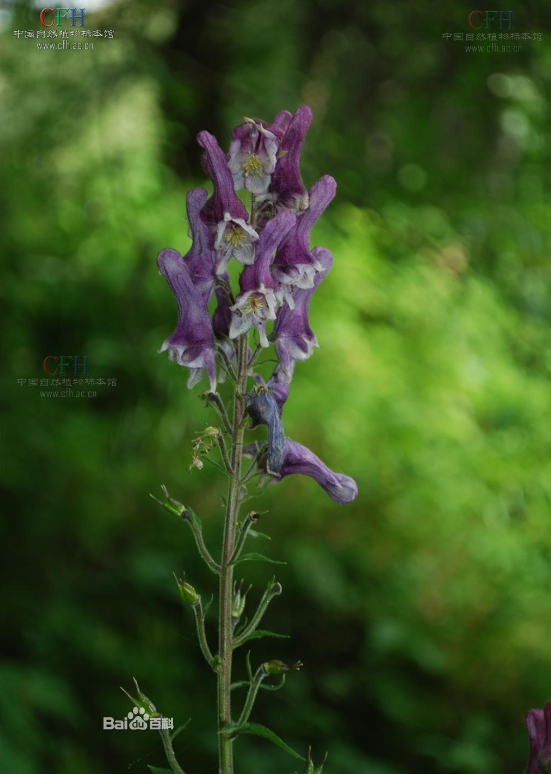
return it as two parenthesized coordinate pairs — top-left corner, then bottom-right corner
(157, 106), (357, 505)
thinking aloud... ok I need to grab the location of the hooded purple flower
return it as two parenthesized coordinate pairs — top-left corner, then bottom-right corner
(272, 175), (336, 301)
(525, 701), (551, 774)
(182, 187), (217, 304)
(273, 246), (333, 381)
(229, 210), (296, 347)
(245, 388), (285, 474)
(228, 119), (278, 195)
(157, 248), (217, 392)
(245, 438), (358, 505)
(269, 105), (312, 213)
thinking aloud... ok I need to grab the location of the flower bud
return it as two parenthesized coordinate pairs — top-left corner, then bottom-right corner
(174, 573), (199, 605)
(231, 579), (251, 622)
(150, 484), (187, 517)
(262, 659), (303, 676)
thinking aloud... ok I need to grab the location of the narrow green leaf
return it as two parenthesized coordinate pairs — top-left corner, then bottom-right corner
(234, 630), (290, 647)
(203, 593), (215, 616)
(148, 767), (174, 774)
(248, 528), (271, 540)
(231, 552), (286, 567)
(232, 722), (305, 761)
(170, 718), (191, 741)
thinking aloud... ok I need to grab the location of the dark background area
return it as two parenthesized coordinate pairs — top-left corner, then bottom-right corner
(1, 0), (550, 772)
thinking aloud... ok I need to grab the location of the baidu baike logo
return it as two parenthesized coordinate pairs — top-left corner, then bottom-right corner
(103, 706), (174, 731)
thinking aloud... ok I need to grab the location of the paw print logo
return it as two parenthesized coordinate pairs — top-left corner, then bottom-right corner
(127, 706), (149, 730)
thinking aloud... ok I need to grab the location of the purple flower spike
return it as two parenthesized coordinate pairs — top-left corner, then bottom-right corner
(228, 118), (279, 195)
(273, 175), (337, 299)
(182, 187), (217, 303)
(157, 248), (217, 392)
(273, 246), (333, 380)
(229, 210), (296, 347)
(270, 105), (312, 213)
(197, 130), (249, 228)
(525, 701), (551, 774)
(248, 438), (357, 504)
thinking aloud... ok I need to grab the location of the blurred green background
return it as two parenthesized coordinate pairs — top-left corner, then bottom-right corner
(1, 0), (551, 772)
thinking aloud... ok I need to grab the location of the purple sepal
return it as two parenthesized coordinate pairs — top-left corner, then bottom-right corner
(272, 175), (336, 293)
(229, 210), (296, 347)
(247, 438), (358, 504)
(253, 361), (294, 415)
(525, 701), (551, 774)
(182, 187), (217, 304)
(273, 246), (333, 380)
(270, 105), (312, 213)
(157, 248), (217, 392)
(197, 130), (249, 227)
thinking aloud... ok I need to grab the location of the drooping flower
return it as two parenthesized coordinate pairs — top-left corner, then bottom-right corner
(229, 210), (296, 347)
(197, 130), (249, 228)
(245, 438), (358, 504)
(270, 105), (312, 213)
(525, 701), (551, 774)
(273, 246), (333, 381)
(245, 388), (285, 474)
(253, 361), (294, 415)
(272, 175), (337, 301)
(228, 119), (278, 195)
(214, 213), (259, 275)
(157, 248), (216, 392)
(181, 187), (217, 303)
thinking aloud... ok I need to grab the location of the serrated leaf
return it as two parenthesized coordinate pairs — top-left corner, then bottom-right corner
(228, 722), (305, 761)
(234, 630), (289, 647)
(148, 767), (173, 773)
(248, 529), (271, 540)
(231, 552), (286, 567)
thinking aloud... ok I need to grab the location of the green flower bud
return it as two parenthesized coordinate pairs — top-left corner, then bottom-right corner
(231, 579), (251, 622)
(262, 659), (303, 676)
(174, 573), (199, 605)
(150, 485), (187, 518)
(301, 749), (327, 774)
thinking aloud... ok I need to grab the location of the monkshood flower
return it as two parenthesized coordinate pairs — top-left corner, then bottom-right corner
(273, 175), (337, 302)
(253, 361), (294, 415)
(228, 110), (293, 195)
(273, 246), (333, 381)
(229, 210), (296, 347)
(228, 119), (278, 195)
(157, 248), (216, 392)
(269, 105), (312, 213)
(525, 701), (551, 774)
(182, 187), (217, 304)
(245, 388), (285, 474)
(245, 438), (358, 504)
(214, 212), (259, 276)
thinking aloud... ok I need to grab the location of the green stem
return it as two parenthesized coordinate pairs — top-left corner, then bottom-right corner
(160, 728), (186, 774)
(193, 597), (215, 668)
(183, 515), (221, 574)
(237, 665), (267, 726)
(218, 334), (249, 774)
(233, 580), (282, 649)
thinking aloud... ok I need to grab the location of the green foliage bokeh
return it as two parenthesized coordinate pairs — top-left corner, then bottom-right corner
(1, 1), (550, 773)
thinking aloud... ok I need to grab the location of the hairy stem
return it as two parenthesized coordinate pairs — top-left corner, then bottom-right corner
(218, 334), (249, 774)
(160, 728), (186, 774)
(237, 665), (267, 726)
(193, 597), (215, 668)
(183, 515), (221, 574)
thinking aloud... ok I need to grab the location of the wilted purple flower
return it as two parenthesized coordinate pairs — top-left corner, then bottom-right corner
(270, 105), (312, 213)
(246, 437), (358, 504)
(245, 388), (285, 474)
(253, 361), (294, 415)
(525, 701), (551, 774)
(157, 248), (217, 392)
(273, 246), (333, 381)
(273, 175), (336, 301)
(229, 210), (296, 347)
(182, 187), (217, 303)
(197, 130), (249, 228)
